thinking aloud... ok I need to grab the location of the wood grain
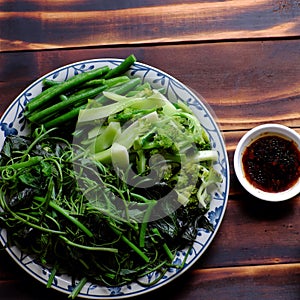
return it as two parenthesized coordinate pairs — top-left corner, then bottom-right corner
(1, 0), (300, 52)
(1, 41), (299, 131)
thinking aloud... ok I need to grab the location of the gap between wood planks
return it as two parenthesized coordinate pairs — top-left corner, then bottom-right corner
(2, 35), (300, 54)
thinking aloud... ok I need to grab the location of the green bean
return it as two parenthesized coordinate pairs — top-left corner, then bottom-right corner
(43, 106), (82, 129)
(81, 78), (105, 87)
(59, 94), (68, 101)
(67, 87), (94, 99)
(42, 79), (60, 87)
(104, 54), (136, 79)
(26, 66), (110, 113)
(83, 76), (129, 88)
(43, 77), (133, 129)
(104, 75), (130, 87)
(125, 82), (151, 97)
(28, 85), (107, 124)
(109, 77), (141, 95)
(95, 77), (141, 103)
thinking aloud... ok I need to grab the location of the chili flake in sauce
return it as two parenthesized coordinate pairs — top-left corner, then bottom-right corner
(242, 135), (300, 193)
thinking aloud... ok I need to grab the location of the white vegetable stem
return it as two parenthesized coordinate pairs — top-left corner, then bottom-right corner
(115, 111), (159, 149)
(77, 90), (166, 123)
(111, 143), (130, 170)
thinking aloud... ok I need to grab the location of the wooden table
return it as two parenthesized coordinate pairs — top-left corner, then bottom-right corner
(0, 1), (299, 299)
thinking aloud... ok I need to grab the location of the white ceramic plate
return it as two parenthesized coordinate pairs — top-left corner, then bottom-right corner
(0, 58), (229, 299)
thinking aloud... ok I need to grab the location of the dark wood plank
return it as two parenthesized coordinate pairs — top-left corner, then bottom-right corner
(1, 41), (299, 131)
(1, 0), (204, 12)
(199, 195), (300, 268)
(2, 0), (300, 12)
(1, 1), (300, 51)
(0, 262), (299, 300)
(164, 263), (300, 300)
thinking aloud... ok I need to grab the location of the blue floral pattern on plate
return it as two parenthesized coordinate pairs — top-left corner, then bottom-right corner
(0, 58), (230, 299)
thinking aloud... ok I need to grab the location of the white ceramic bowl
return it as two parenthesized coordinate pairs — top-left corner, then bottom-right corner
(234, 124), (300, 202)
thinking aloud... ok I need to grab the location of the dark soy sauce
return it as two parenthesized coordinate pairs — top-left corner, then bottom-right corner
(242, 135), (300, 193)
